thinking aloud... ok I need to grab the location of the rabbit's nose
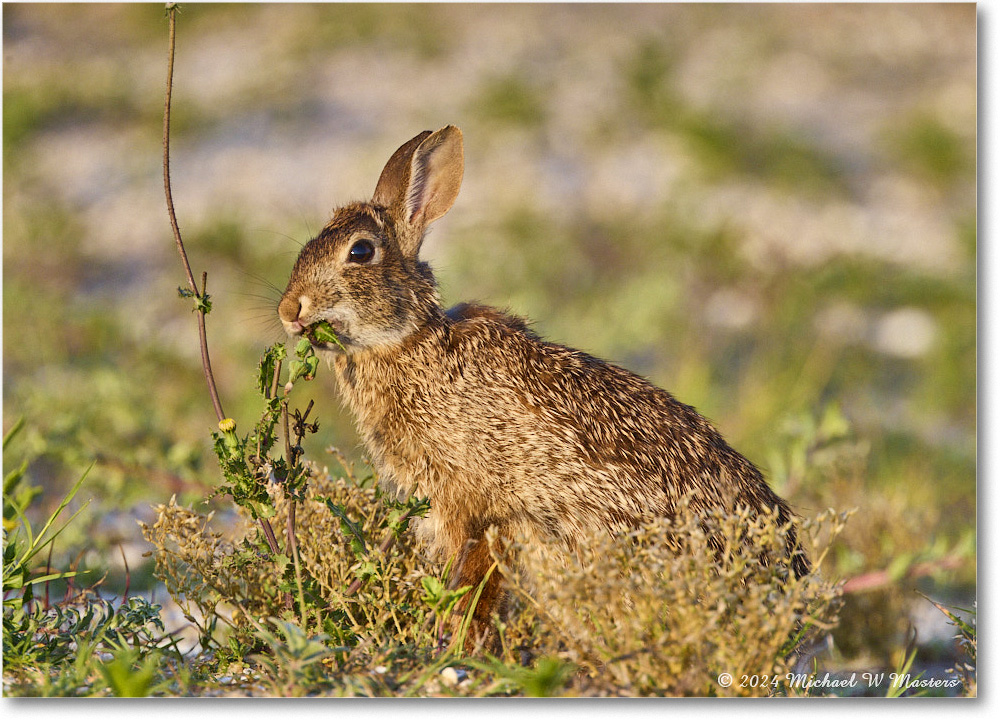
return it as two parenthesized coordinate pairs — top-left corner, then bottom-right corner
(278, 294), (312, 334)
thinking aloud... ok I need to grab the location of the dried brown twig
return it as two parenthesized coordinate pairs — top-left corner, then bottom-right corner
(161, 4), (225, 423)
(161, 4), (281, 557)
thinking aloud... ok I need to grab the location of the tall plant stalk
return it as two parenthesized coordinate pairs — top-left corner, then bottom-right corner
(161, 3), (281, 558)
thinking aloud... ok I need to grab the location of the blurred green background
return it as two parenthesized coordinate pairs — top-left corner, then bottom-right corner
(2, 3), (975, 670)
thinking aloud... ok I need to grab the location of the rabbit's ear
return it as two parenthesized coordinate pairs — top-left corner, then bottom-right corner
(373, 130), (433, 210)
(373, 126), (464, 256)
(405, 125), (464, 228)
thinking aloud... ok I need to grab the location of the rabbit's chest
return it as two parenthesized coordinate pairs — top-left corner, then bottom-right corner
(334, 354), (484, 487)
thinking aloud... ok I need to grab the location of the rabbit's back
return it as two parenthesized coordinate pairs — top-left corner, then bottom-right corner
(333, 302), (793, 553)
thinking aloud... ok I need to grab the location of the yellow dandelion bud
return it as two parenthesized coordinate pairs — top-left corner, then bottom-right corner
(218, 418), (240, 456)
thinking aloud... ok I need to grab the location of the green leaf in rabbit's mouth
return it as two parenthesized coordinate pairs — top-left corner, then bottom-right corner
(305, 320), (348, 351)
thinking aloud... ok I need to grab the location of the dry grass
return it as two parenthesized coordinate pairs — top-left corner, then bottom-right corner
(495, 499), (845, 696)
(141, 464), (845, 697)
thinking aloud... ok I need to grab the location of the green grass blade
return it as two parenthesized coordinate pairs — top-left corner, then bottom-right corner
(3, 417), (26, 450)
(24, 462), (93, 558)
(24, 570), (79, 586)
(10, 497), (35, 553)
(16, 499), (92, 570)
(15, 465), (93, 568)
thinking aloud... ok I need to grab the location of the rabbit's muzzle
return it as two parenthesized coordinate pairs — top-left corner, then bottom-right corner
(278, 291), (355, 352)
(278, 294), (309, 335)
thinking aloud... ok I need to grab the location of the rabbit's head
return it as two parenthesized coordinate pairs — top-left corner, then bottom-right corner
(278, 126), (464, 353)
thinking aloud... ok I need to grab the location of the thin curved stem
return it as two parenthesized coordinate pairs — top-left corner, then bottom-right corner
(162, 6), (225, 423)
(162, 5), (282, 557)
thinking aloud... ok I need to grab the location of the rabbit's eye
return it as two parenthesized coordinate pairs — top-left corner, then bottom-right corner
(347, 239), (376, 264)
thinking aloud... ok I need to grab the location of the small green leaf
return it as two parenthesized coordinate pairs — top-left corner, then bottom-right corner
(324, 500), (367, 554)
(257, 343), (287, 396)
(307, 320), (348, 352)
(355, 560), (378, 582)
(177, 287), (211, 314)
(421, 575), (445, 601)
(248, 500), (277, 520)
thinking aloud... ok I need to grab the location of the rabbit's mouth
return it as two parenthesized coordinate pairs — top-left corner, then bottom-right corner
(304, 319), (350, 352)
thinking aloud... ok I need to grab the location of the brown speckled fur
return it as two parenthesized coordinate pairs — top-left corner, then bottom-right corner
(278, 126), (808, 650)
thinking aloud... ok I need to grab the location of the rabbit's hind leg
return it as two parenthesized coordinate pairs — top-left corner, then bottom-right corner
(448, 535), (507, 654)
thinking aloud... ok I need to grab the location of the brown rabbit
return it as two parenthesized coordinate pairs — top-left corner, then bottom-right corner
(278, 126), (808, 648)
